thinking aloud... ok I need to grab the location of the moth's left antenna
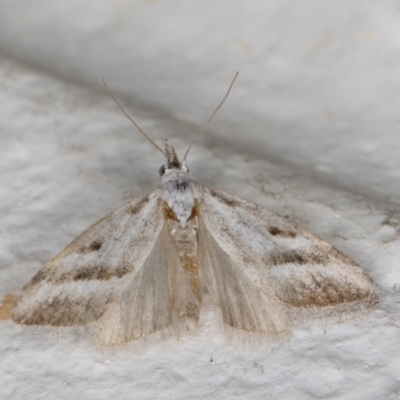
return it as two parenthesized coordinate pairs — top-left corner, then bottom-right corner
(182, 72), (239, 161)
(102, 78), (165, 156)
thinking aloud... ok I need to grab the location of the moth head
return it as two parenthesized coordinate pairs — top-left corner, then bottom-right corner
(159, 139), (189, 177)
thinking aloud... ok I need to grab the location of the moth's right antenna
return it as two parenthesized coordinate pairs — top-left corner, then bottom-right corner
(182, 72), (239, 161)
(102, 78), (165, 157)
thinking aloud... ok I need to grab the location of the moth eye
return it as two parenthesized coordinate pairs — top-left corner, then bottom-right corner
(159, 165), (166, 176)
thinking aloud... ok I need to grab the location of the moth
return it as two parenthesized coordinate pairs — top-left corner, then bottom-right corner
(12, 73), (378, 345)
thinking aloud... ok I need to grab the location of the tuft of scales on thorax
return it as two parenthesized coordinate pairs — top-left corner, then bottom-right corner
(161, 171), (197, 227)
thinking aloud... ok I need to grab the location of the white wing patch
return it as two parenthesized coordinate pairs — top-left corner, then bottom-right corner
(12, 191), (164, 328)
(198, 187), (378, 332)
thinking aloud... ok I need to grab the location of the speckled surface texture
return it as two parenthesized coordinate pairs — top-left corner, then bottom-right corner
(1, 2), (400, 399)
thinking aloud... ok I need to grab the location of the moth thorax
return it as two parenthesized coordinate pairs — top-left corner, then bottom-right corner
(162, 175), (196, 227)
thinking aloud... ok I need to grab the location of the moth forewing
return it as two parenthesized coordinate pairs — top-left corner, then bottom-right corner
(12, 191), (165, 329)
(199, 188), (378, 323)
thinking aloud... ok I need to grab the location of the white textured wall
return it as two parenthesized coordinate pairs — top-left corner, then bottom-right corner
(1, 2), (400, 399)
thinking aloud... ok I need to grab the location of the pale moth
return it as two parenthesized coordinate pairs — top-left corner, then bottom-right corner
(12, 73), (378, 346)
